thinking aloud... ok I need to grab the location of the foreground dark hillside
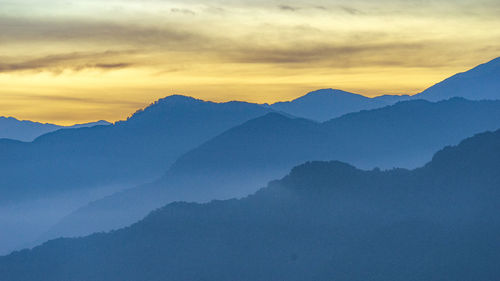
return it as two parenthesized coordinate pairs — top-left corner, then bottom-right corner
(2, 129), (500, 281)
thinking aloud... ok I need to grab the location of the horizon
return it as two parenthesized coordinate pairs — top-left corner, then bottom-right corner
(1, 0), (500, 124)
(1, 55), (497, 126)
(2, 87), (413, 126)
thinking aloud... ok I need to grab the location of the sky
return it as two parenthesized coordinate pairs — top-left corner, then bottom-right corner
(1, 0), (499, 124)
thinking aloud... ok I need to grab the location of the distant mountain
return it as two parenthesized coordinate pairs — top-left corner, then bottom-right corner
(44, 98), (500, 243)
(0, 95), (271, 204)
(270, 57), (500, 122)
(3, 129), (500, 281)
(66, 120), (111, 129)
(0, 117), (110, 142)
(269, 89), (409, 121)
(414, 57), (500, 101)
(4, 56), (500, 255)
(0, 95), (272, 255)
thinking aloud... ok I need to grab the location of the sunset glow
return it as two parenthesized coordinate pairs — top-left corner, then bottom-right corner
(1, 0), (499, 124)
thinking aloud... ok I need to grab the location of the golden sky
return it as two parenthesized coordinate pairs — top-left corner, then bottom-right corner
(1, 0), (499, 124)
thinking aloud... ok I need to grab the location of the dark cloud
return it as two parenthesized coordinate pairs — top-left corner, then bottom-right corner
(0, 35), (456, 74)
(0, 11), (490, 74)
(278, 5), (300, 12)
(92, 63), (132, 69)
(0, 18), (202, 49)
(223, 41), (453, 68)
(8, 93), (145, 107)
(0, 51), (133, 73)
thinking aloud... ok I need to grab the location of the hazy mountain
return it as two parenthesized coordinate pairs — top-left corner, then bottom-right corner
(3, 129), (500, 281)
(414, 57), (500, 101)
(0, 95), (271, 204)
(270, 89), (409, 121)
(0, 95), (271, 255)
(5, 56), (500, 254)
(44, 98), (500, 243)
(66, 120), (111, 129)
(0, 117), (110, 142)
(269, 57), (500, 122)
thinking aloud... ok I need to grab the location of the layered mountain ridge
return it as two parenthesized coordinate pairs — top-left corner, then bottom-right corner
(43, 97), (500, 243)
(2, 129), (500, 281)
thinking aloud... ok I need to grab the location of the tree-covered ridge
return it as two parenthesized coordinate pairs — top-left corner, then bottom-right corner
(2, 129), (500, 281)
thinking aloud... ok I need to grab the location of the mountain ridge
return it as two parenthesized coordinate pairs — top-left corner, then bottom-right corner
(413, 56), (500, 101)
(0, 117), (110, 142)
(0, 96), (273, 255)
(2, 55), (500, 256)
(269, 88), (410, 121)
(2, 129), (500, 281)
(269, 56), (500, 121)
(42, 97), (500, 245)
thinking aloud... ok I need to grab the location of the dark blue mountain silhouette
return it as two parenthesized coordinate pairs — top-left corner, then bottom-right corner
(2, 129), (500, 281)
(43, 98), (500, 242)
(269, 57), (500, 122)
(269, 89), (409, 121)
(414, 57), (500, 101)
(0, 95), (271, 203)
(0, 117), (110, 142)
(66, 120), (111, 129)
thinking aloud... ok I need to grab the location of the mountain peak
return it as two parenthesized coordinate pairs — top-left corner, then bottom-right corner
(157, 95), (201, 104)
(270, 88), (409, 122)
(295, 88), (366, 101)
(414, 57), (500, 101)
(125, 95), (207, 122)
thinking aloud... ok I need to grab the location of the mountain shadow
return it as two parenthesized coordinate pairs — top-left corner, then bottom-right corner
(43, 98), (500, 243)
(2, 129), (500, 281)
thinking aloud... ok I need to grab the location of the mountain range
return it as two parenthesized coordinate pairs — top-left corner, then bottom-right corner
(0, 97), (271, 254)
(269, 57), (500, 121)
(1, 56), (499, 255)
(0, 117), (110, 142)
(0, 96), (272, 204)
(2, 128), (499, 281)
(43, 97), (500, 244)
